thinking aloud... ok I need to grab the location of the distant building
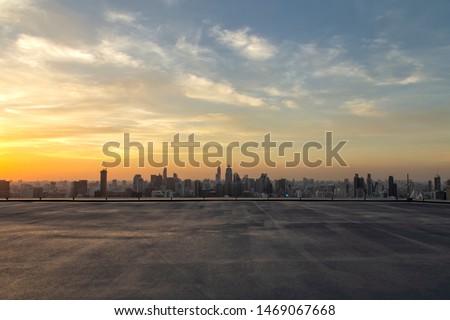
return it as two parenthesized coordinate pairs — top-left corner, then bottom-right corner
(344, 178), (350, 197)
(353, 174), (359, 197)
(353, 174), (364, 198)
(215, 165), (221, 185)
(276, 178), (287, 196)
(151, 174), (163, 190)
(166, 177), (175, 191)
(446, 180), (450, 202)
(367, 174), (373, 197)
(0, 180), (10, 198)
(184, 179), (193, 197)
(388, 176), (397, 197)
(194, 180), (202, 197)
(71, 180), (88, 197)
(434, 175), (442, 191)
(133, 174), (144, 195)
(100, 169), (107, 197)
(225, 165), (232, 196)
(232, 172), (241, 197)
(33, 187), (44, 198)
(163, 167), (167, 186)
(427, 180), (433, 192)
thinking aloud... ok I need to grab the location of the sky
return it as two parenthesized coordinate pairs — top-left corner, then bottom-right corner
(0, 0), (449, 181)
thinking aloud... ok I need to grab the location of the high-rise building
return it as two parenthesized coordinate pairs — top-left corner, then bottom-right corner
(406, 173), (410, 195)
(163, 167), (167, 185)
(353, 174), (359, 197)
(367, 174), (373, 197)
(344, 178), (350, 197)
(166, 177), (175, 191)
(151, 174), (163, 190)
(232, 172), (241, 197)
(0, 180), (10, 198)
(184, 179), (193, 196)
(276, 178), (287, 196)
(388, 176), (395, 197)
(434, 175), (442, 191)
(71, 180), (88, 198)
(446, 180), (450, 201)
(215, 165), (221, 185)
(225, 165), (232, 196)
(215, 166), (223, 197)
(100, 169), (107, 197)
(194, 180), (202, 197)
(133, 174), (144, 194)
(427, 180), (433, 192)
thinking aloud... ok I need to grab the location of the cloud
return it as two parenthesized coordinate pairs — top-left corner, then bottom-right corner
(16, 34), (95, 64)
(0, 0), (35, 23)
(15, 33), (143, 68)
(210, 26), (277, 61)
(282, 100), (298, 109)
(297, 43), (343, 65)
(180, 74), (266, 107)
(176, 36), (212, 59)
(313, 62), (369, 80)
(97, 40), (141, 67)
(104, 11), (136, 24)
(376, 74), (423, 86)
(341, 99), (385, 117)
(293, 43), (370, 81)
(363, 38), (425, 86)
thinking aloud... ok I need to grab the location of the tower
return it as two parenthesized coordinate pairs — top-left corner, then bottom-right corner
(133, 174), (144, 194)
(225, 165), (232, 196)
(406, 173), (410, 195)
(163, 167), (167, 186)
(215, 165), (221, 185)
(367, 173), (373, 197)
(388, 176), (395, 197)
(100, 169), (107, 197)
(434, 175), (442, 191)
(353, 174), (359, 197)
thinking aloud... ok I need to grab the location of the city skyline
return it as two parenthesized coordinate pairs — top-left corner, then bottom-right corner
(2, 165), (449, 201)
(1, 1), (450, 181)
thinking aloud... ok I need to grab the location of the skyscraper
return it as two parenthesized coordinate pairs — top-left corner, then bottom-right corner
(406, 173), (410, 195)
(215, 165), (221, 185)
(367, 174), (373, 197)
(163, 167), (167, 186)
(388, 176), (395, 197)
(133, 174), (144, 194)
(225, 165), (232, 196)
(100, 169), (107, 197)
(434, 175), (442, 191)
(427, 180), (433, 192)
(232, 172), (241, 197)
(215, 165), (223, 197)
(353, 174), (359, 197)
(388, 176), (398, 198)
(446, 180), (450, 201)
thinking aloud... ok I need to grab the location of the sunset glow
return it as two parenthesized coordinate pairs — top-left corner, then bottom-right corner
(1, 0), (449, 181)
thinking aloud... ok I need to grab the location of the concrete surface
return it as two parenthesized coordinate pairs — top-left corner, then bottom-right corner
(0, 201), (449, 299)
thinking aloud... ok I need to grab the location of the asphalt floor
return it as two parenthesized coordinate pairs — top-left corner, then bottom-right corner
(0, 201), (449, 299)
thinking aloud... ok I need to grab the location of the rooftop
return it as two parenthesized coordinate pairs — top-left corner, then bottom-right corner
(0, 201), (449, 299)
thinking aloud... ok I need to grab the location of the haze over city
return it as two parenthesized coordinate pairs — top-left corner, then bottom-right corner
(1, 0), (449, 181)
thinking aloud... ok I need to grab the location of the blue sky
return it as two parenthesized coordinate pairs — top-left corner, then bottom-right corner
(0, 0), (449, 180)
